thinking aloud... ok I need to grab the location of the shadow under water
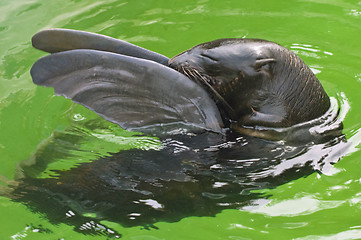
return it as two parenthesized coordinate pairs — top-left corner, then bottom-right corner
(6, 99), (349, 237)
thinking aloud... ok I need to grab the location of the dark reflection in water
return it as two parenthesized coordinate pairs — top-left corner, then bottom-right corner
(8, 102), (348, 237)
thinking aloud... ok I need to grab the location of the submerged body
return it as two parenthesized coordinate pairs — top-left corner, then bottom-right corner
(12, 123), (346, 229)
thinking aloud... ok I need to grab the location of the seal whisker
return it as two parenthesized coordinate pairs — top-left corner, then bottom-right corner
(182, 65), (235, 118)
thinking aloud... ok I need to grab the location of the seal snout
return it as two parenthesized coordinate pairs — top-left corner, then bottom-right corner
(168, 57), (184, 70)
(169, 50), (209, 72)
(169, 53), (196, 71)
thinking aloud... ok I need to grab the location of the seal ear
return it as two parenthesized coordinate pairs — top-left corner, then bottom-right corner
(31, 49), (223, 134)
(32, 29), (169, 65)
(254, 58), (276, 71)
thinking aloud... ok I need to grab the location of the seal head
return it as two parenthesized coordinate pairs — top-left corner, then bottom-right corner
(169, 39), (330, 129)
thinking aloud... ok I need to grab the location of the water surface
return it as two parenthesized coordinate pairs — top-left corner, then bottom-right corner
(1, 0), (361, 239)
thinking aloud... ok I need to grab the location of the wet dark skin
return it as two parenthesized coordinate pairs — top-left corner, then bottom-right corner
(169, 39), (330, 130)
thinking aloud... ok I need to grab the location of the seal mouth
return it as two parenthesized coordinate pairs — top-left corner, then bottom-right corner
(172, 63), (235, 118)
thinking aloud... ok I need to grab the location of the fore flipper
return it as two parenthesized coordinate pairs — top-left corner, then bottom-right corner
(30, 49), (223, 134)
(32, 28), (169, 65)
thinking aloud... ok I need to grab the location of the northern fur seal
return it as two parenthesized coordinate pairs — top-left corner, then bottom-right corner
(6, 29), (345, 231)
(30, 29), (331, 138)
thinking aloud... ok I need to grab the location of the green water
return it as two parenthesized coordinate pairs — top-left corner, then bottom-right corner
(1, 0), (361, 239)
